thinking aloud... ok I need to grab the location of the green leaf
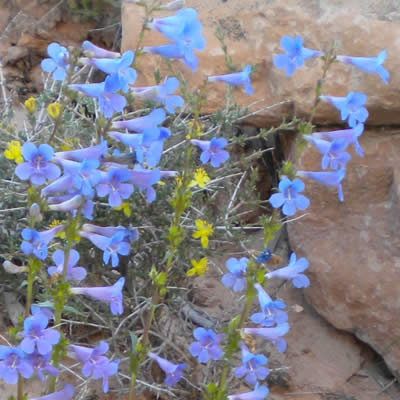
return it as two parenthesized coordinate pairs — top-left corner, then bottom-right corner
(129, 331), (138, 354)
(206, 382), (217, 394)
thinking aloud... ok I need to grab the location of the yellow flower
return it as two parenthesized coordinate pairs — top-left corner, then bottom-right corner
(49, 219), (80, 242)
(24, 97), (36, 114)
(47, 102), (61, 120)
(190, 168), (210, 188)
(4, 140), (23, 164)
(192, 219), (213, 248)
(114, 202), (131, 217)
(187, 257), (208, 277)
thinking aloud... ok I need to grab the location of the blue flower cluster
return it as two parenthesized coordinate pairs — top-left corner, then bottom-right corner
(270, 36), (389, 211)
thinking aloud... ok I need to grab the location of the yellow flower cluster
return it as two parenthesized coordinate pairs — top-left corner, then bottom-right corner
(24, 97), (36, 114)
(114, 202), (131, 217)
(192, 219), (213, 248)
(187, 257), (208, 277)
(4, 140), (23, 164)
(48, 102), (61, 120)
(190, 168), (210, 188)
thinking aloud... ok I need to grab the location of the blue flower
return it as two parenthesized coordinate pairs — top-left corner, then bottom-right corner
(69, 76), (126, 118)
(313, 124), (364, 157)
(41, 43), (70, 81)
(221, 257), (248, 292)
(269, 177), (310, 216)
(70, 277), (125, 315)
(96, 168), (134, 207)
(88, 50), (137, 93)
(337, 50), (389, 84)
(29, 384), (74, 400)
(208, 65), (253, 95)
(81, 223), (139, 243)
(228, 384), (269, 400)
(130, 77), (184, 114)
(266, 253), (309, 288)
(28, 352), (59, 382)
(304, 136), (351, 170)
(191, 137), (229, 168)
(244, 323), (290, 353)
(82, 40), (121, 58)
(19, 313), (60, 355)
(148, 352), (187, 386)
(189, 328), (224, 363)
(0, 346), (33, 384)
(21, 225), (64, 260)
(112, 108), (166, 132)
(297, 168), (346, 202)
(320, 92), (368, 128)
(54, 140), (107, 162)
(273, 35), (321, 76)
(129, 166), (161, 203)
(234, 343), (269, 385)
(255, 248), (272, 264)
(15, 143), (61, 185)
(251, 283), (288, 327)
(48, 249), (87, 282)
(80, 230), (130, 268)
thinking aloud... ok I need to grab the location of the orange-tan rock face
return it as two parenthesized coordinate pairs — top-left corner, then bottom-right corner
(122, 0), (398, 126)
(287, 129), (400, 377)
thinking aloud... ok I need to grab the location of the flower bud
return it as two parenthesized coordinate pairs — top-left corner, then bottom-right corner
(47, 102), (61, 120)
(3, 260), (27, 274)
(29, 203), (41, 218)
(24, 97), (36, 114)
(160, 0), (185, 11)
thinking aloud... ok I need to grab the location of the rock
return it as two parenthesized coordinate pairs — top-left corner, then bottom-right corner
(287, 128), (400, 377)
(122, 0), (397, 126)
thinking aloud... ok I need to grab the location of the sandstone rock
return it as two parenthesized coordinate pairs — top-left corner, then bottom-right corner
(287, 128), (400, 377)
(122, 0), (398, 126)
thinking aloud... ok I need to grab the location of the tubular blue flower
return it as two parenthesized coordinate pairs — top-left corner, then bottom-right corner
(269, 177), (310, 216)
(29, 383), (74, 400)
(129, 166), (161, 203)
(15, 143), (61, 185)
(337, 50), (389, 84)
(251, 283), (288, 327)
(143, 43), (201, 71)
(48, 249), (87, 282)
(109, 128), (170, 168)
(31, 304), (54, 320)
(304, 136), (351, 170)
(93, 359), (119, 393)
(112, 108), (166, 133)
(81, 223), (139, 243)
(68, 341), (109, 378)
(69, 76), (126, 118)
(130, 77), (184, 114)
(244, 323), (290, 353)
(87, 51), (137, 93)
(221, 257), (248, 292)
(57, 159), (102, 198)
(70, 277), (125, 315)
(266, 253), (309, 288)
(21, 225), (64, 260)
(228, 384), (269, 400)
(297, 168), (346, 202)
(320, 92), (368, 128)
(96, 168), (134, 207)
(191, 137), (229, 168)
(208, 65), (253, 95)
(148, 352), (187, 386)
(82, 40), (121, 58)
(80, 230), (130, 268)
(40, 43), (70, 81)
(273, 35), (322, 76)
(189, 328), (224, 363)
(255, 248), (272, 264)
(313, 124), (364, 157)
(234, 343), (269, 385)
(28, 352), (59, 382)
(19, 313), (60, 355)
(48, 193), (85, 213)
(54, 141), (107, 162)
(0, 346), (33, 384)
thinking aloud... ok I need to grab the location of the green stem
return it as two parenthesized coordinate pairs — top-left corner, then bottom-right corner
(17, 375), (23, 400)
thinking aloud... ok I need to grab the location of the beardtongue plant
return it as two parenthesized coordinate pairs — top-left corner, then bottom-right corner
(0, 1), (389, 399)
